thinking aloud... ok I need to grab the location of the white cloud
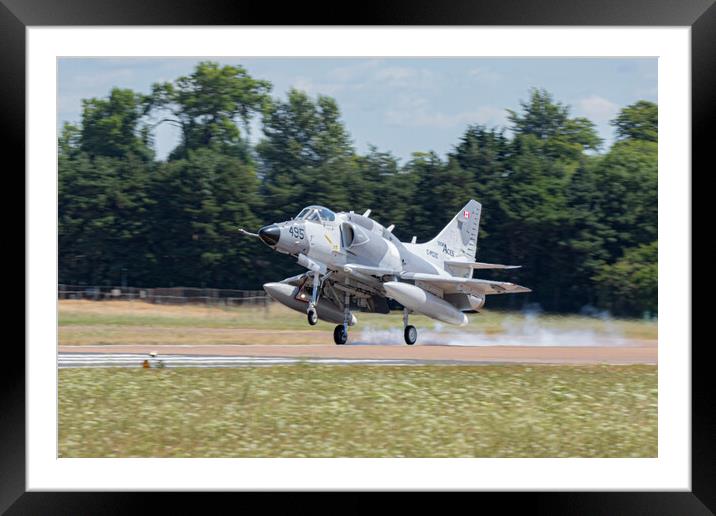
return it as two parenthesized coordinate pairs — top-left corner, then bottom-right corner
(57, 93), (86, 118)
(58, 67), (141, 124)
(285, 62), (440, 102)
(635, 86), (658, 99)
(373, 66), (436, 89)
(68, 67), (136, 89)
(298, 61), (439, 94)
(385, 97), (506, 129)
(574, 95), (620, 123)
(467, 66), (502, 85)
(288, 75), (356, 97)
(328, 59), (384, 82)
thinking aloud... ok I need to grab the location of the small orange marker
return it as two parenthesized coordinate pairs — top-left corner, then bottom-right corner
(142, 359), (150, 368)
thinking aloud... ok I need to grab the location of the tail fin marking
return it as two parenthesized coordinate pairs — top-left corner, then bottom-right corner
(428, 200), (482, 262)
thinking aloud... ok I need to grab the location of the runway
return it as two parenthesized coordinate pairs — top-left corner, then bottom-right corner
(59, 341), (657, 368)
(58, 352), (489, 368)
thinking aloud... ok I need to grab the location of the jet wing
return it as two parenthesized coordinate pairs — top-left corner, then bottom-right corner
(443, 261), (521, 270)
(400, 272), (531, 295)
(343, 264), (400, 277)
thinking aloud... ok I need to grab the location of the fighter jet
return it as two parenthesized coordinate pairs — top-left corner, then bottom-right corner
(240, 200), (530, 345)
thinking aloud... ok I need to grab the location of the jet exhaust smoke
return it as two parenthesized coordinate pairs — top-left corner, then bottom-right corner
(354, 308), (634, 347)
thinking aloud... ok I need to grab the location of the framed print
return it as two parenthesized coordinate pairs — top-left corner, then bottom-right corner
(7, 0), (712, 512)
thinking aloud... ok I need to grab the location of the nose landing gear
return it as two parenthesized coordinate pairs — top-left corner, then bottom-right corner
(307, 307), (318, 326)
(307, 270), (320, 326)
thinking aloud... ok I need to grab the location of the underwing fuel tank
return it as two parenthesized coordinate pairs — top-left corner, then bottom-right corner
(383, 281), (469, 326)
(263, 282), (357, 325)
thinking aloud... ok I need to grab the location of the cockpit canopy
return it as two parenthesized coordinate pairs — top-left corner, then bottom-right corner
(295, 205), (336, 222)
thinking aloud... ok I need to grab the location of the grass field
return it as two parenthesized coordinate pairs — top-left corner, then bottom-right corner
(59, 300), (658, 345)
(59, 364), (657, 458)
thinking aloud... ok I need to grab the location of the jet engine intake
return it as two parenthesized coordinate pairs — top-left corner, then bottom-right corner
(340, 222), (369, 249)
(468, 294), (486, 310)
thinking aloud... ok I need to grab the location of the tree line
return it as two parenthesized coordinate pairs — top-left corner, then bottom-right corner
(59, 61), (657, 316)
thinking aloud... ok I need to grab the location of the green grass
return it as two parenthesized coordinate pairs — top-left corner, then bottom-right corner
(59, 300), (658, 345)
(59, 364), (657, 458)
(60, 313), (273, 329)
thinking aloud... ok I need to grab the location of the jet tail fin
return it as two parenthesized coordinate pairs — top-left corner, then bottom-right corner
(427, 200), (482, 261)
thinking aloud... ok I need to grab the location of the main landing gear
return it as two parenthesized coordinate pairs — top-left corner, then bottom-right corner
(307, 270), (320, 326)
(333, 324), (348, 345)
(333, 291), (351, 345)
(403, 308), (417, 345)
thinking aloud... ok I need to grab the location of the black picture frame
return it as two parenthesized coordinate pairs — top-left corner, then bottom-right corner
(6, 0), (710, 513)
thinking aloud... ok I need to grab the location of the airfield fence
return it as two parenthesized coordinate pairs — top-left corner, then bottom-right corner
(58, 284), (273, 308)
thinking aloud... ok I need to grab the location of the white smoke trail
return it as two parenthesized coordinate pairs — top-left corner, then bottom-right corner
(354, 309), (632, 347)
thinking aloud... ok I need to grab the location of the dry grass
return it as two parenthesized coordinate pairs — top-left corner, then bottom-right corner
(58, 364), (657, 458)
(59, 300), (658, 346)
(60, 299), (284, 325)
(60, 326), (335, 346)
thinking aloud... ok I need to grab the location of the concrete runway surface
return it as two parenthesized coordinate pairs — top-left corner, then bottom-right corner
(59, 342), (657, 368)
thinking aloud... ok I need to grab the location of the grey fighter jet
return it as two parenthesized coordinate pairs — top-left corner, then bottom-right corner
(240, 200), (530, 345)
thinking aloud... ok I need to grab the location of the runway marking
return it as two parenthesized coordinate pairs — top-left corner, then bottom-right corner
(59, 341), (657, 366)
(58, 353), (461, 368)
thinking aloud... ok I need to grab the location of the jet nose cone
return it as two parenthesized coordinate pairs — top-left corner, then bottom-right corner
(258, 224), (281, 247)
(263, 282), (287, 300)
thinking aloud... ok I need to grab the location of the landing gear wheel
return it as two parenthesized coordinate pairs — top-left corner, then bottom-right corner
(334, 325), (348, 345)
(404, 325), (417, 345)
(307, 307), (318, 326)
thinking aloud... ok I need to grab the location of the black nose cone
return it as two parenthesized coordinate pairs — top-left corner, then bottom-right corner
(258, 224), (281, 247)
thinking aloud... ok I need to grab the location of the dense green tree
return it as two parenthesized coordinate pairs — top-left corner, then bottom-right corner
(57, 70), (658, 315)
(562, 158), (615, 308)
(59, 88), (156, 286)
(402, 152), (436, 240)
(593, 241), (658, 316)
(470, 90), (598, 310)
(452, 126), (510, 186)
(496, 134), (575, 309)
(257, 89), (357, 220)
(589, 139), (657, 259)
(507, 88), (570, 140)
(561, 101), (657, 311)
(450, 125), (510, 246)
(58, 122), (81, 158)
(79, 88), (153, 160)
(59, 152), (154, 285)
(354, 147), (417, 238)
(146, 148), (263, 288)
(149, 61), (271, 159)
(352, 145), (393, 212)
(612, 100), (658, 142)
(508, 88), (602, 160)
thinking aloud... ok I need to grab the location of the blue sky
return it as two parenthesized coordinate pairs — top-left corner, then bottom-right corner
(58, 57), (657, 163)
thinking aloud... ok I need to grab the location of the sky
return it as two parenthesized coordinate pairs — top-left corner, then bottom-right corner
(58, 57), (657, 163)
